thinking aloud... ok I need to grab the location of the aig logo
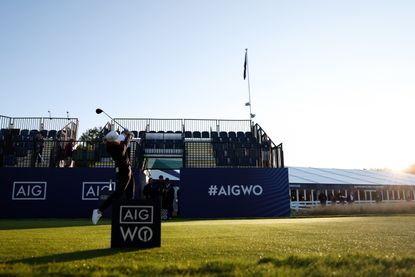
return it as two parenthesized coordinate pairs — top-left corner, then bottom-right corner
(120, 206), (154, 224)
(82, 182), (115, 200)
(119, 206), (154, 243)
(12, 182), (47, 200)
(111, 201), (161, 248)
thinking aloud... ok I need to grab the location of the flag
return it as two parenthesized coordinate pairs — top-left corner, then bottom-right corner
(243, 50), (247, 80)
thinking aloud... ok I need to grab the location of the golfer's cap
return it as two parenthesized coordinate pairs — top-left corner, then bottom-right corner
(105, 131), (119, 142)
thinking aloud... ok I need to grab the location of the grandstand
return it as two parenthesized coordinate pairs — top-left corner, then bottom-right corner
(0, 115), (78, 167)
(0, 114), (287, 219)
(110, 117), (284, 170)
(3, 114), (414, 218)
(0, 116), (284, 170)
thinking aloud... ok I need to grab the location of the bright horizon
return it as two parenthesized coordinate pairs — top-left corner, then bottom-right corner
(1, 1), (414, 171)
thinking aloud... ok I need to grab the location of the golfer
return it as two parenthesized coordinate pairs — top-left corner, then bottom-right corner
(92, 130), (135, 224)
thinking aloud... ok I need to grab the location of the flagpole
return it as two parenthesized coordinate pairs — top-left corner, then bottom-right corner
(244, 48), (254, 126)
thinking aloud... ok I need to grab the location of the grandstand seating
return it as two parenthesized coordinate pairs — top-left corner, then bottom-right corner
(0, 115), (80, 168)
(1, 116), (283, 169)
(0, 128), (264, 168)
(136, 128), (266, 168)
(48, 129), (57, 138)
(192, 131), (201, 138)
(143, 132), (183, 157)
(29, 129), (39, 138)
(20, 129), (29, 137)
(184, 131), (192, 138)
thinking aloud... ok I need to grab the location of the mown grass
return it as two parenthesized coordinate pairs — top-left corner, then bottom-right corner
(1, 216), (415, 276)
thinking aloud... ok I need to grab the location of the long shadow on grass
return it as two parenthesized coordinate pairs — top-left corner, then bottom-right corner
(0, 219), (111, 230)
(6, 248), (141, 265)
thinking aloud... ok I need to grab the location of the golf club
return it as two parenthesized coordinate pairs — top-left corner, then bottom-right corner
(96, 108), (128, 131)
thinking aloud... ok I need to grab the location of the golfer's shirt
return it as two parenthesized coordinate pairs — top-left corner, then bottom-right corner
(107, 142), (131, 173)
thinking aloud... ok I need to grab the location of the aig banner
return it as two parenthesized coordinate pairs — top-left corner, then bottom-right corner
(180, 168), (290, 218)
(0, 168), (141, 218)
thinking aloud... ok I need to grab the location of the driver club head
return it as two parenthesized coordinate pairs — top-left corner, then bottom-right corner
(95, 108), (103, 114)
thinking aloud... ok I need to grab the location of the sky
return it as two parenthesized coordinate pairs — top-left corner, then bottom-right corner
(1, 1), (415, 171)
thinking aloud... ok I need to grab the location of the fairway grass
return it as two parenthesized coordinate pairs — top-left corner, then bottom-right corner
(1, 216), (415, 276)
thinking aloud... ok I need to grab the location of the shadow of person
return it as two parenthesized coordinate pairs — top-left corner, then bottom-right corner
(6, 248), (140, 265)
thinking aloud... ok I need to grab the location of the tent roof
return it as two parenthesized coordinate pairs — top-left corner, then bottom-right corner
(289, 167), (415, 186)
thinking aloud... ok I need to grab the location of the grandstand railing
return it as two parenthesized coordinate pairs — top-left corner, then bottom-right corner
(111, 118), (252, 133)
(252, 123), (284, 168)
(0, 115), (79, 140)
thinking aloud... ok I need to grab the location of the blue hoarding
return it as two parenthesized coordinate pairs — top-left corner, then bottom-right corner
(0, 168), (141, 218)
(179, 168), (290, 218)
(1, 168), (289, 219)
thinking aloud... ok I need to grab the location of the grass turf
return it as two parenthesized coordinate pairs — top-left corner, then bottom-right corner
(1, 216), (415, 276)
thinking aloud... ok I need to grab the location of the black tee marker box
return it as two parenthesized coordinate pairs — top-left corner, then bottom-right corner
(111, 199), (161, 248)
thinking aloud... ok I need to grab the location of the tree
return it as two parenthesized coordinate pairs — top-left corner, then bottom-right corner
(79, 127), (104, 142)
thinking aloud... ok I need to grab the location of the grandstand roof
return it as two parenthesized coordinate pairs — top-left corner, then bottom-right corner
(289, 167), (415, 186)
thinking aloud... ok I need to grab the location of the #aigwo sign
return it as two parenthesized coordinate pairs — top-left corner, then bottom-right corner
(111, 200), (161, 248)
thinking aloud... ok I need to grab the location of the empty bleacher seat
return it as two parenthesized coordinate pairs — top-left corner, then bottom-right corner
(228, 131), (237, 141)
(219, 132), (229, 143)
(192, 131), (201, 138)
(211, 131), (219, 141)
(40, 130), (48, 138)
(20, 129), (29, 137)
(48, 130), (57, 138)
(245, 131), (253, 138)
(201, 131), (209, 138)
(29, 129), (39, 138)
(184, 131), (192, 138)
(237, 131), (245, 140)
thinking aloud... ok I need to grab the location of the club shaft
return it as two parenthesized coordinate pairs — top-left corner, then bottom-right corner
(101, 111), (127, 131)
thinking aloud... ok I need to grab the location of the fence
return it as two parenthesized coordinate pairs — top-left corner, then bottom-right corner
(0, 115), (79, 140)
(252, 123), (284, 168)
(111, 118), (252, 133)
